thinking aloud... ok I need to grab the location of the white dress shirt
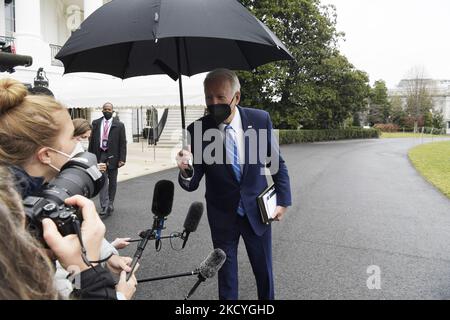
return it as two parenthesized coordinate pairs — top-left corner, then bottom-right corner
(180, 107), (246, 182)
(99, 118), (112, 149)
(219, 107), (245, 166)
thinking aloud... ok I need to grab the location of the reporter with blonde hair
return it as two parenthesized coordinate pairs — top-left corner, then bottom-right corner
(0, 79), (137, 299)
(0, 165), (135, 299)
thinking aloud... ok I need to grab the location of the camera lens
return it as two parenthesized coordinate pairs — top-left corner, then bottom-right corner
(23, 152), (104, 240)
(42, 152), (104, 205)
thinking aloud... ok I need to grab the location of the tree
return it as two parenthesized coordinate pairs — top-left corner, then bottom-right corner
(389, 95), (406, 127)
(432, 110), (445, 130)
(237, 0), (370, 129)
(367, 80), (391, 125)
(311, 53), (370, 129)
(402, 67), (435, 132)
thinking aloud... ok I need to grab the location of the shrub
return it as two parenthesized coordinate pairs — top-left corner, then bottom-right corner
(373, 123), (400, 132)
(279, 128), (379, 145)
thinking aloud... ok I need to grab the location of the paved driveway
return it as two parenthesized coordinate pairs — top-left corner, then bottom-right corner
(103, 137), (450, 299)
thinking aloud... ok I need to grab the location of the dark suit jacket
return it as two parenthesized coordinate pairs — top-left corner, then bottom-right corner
(88, 117), (127, 170)
(179, 106), (292, 236)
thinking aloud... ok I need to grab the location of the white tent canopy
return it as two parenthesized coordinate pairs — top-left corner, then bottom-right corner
(48, 72), (207, 109)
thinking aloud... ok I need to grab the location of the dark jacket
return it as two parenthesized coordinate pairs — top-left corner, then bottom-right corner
(88, 117), (127, 169)
(8, 165), (118, 300)
(178, 106), (292, 237)
(71, 265), (117, 300)
(9, 165), (45, 199)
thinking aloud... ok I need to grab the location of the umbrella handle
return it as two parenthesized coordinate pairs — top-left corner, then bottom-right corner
(176, 37), (188, 149)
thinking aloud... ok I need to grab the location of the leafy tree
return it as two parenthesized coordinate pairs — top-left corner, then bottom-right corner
(367, 80), (391, 125)
(423, 111), (433, 128)
(237, 0), (370, 129)
(432, 111), (445, 130)
(389, 95), (406, 127)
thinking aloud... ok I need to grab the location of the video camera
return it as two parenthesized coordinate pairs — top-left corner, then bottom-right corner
(0, 40), (33, 73)
(23, 152), (105, 241)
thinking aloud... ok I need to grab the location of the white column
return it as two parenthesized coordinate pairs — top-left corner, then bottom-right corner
(14, 0), (48, 67)
(15, 0), (41, 38)
(0, 0), (5, 37)
(84, 0), (104, 20)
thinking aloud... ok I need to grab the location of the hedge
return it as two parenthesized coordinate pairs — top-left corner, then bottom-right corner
(279, 128), (380, 145)
(374, 123), (400, 132)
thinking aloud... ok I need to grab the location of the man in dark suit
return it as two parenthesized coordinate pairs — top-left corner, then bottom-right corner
(88, 102), (127, 217)
(176, 69), (292, 300)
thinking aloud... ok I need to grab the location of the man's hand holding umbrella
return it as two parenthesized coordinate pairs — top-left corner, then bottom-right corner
(176, 145), (193, 179)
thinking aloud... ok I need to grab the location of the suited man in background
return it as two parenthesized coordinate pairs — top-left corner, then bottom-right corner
(176, 69), (292, 300)
(89, 102), (127, 217)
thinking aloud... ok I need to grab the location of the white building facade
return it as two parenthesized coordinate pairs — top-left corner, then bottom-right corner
(389, 79), (450, 134)
(0, 0), (206, 145)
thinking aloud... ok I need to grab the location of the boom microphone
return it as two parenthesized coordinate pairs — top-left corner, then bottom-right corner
(152, 180), (174, 217)
(185, 248), (226, 300)
(198, 248), (227, 280)
(0, 52), (33, 73)
(126, 180), (174, 280)
(137, 248), (227, 287)
(182, 202), (204, 249)
(151, 180), (174, 250)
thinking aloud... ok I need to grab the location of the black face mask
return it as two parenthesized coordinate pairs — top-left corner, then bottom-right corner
(103, 111), (113, 120)
(207, 96), (235, 126)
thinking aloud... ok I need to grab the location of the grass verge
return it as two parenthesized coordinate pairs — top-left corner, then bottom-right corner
(382, 132), (446, 139)
(408, 140), (450, 198)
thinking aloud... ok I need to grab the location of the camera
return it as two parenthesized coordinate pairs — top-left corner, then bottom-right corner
(0, 41), (33, 73)
(23, 152), (105, 240)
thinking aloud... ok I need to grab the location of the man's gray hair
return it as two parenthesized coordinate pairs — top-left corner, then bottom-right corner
(204, 68), (241, 94)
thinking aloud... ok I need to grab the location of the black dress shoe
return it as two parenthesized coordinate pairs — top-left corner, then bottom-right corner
(99, 207), (109, 217)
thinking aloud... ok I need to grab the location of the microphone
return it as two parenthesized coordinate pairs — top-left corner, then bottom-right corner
(151, 180), (174, 250)
(127, 180), (174, 280)
(137, 248), (226, 286)
(0, 52), (33, 73)
(152, 180), (174, 217)
(185, 248), (226, 300)
(181, 202), (204, 249)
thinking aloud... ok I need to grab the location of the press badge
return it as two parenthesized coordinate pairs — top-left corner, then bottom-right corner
(102, 139), (108, 149)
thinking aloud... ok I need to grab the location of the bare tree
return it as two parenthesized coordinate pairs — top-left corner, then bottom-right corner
(401, 67), (435, 133)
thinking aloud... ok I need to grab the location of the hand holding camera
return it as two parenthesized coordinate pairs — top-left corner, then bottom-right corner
(42, 195), (105, 272)
(23, 152), (104, 240)
(23, 152), (106, 273)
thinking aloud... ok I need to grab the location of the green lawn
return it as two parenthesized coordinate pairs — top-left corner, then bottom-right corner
(382, 132), (446, 139)
(408, 140), (450, 198)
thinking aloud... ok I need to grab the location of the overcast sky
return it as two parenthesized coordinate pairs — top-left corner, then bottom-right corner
(320, 0), (450, 88)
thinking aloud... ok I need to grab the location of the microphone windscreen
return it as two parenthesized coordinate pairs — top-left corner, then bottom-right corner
(183, 202), (204, 232)
(199, 248), (226, 279)
(151, 180), (174, 217)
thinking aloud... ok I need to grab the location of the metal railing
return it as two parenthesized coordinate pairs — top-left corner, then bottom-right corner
(50, 44), (63, 67)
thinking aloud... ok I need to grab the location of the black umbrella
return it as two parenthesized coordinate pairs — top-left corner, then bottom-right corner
(56, 0), (294, 147)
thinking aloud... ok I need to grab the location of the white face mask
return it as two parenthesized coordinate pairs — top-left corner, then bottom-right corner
(80, 139), (90, 151)
(47, 142), (85, 173)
